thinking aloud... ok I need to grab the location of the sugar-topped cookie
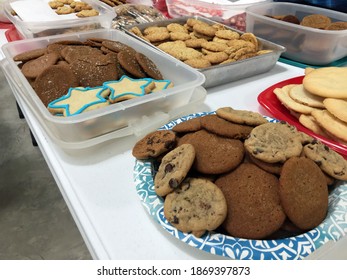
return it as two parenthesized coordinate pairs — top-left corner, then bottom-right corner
(48, 86), (110, 117)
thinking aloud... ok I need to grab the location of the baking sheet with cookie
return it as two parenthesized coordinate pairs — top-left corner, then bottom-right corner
(258, 75), (347, 158)
(133, 112), (347, 260)
(122, 16), (286, 88)
(3, 0), (116, 38)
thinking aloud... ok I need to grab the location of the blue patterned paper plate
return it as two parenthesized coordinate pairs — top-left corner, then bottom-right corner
(133, 112), (347, 260)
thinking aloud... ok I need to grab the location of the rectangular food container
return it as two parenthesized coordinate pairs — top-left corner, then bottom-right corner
(123, 16), (286, 88)
(0, 29), (206, 149)
(3, 0), (116, 39)
(165, 0), (271, 32)
(246, 2), (347, 65)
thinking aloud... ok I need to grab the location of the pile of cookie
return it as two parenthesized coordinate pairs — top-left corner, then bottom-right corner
(267, 13), (347, 30)
(132, 107), (347, 240)
(129, 18), (272, 69)
(274, 67), (347, 145)
(13, 37), (172, 117)
(48, 0), (99, 18)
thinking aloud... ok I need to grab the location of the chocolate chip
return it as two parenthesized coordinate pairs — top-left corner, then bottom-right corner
(164, 163), (174, 173)
(169, 178), (179, 189)
(253, 147), (264, 154)
(172, 216), (179, 224)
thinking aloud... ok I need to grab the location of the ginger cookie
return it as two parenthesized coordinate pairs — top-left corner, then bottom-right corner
(215, 163), (286, 239)
(13, 47), (47, 62)
(200, 114), (253, 140)
(172, 117), (202, 133)
(34, 65), (79, 106)
(21, 52), (59, 79)
(118, 51), (146, 78)
(69, 55), (118, 87)
(164, 177), (227, 238)
(279, 157), (328, 230)
(132, 130), (176, 160)
(135, 52), (163, 80)
(244, 122), (304, 163)
(178, 129), (244, 174)
(216, 107), (267, 126)
(154, 144), (195, 197)
(101, 40), (135, 54)
(61, 45), (103, 63)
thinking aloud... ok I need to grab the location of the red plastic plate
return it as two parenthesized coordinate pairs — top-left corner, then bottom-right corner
(258, 75), (347, 158)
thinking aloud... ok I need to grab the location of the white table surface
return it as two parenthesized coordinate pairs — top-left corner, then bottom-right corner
(11, 61), (307, 260)
(1, 23), (346, 260)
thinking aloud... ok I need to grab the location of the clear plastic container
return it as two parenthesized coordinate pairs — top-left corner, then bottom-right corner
(165, 0), (271, 31)
(246, 2), (347, 65)
(0, 29), (206, 149)
(3, 0), (116, 38)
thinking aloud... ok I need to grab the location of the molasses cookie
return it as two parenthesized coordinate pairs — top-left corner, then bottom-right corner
(215, 163), (286, 239)
(216, 107), (268, 126)
(200, 114), (253, 139)
(178, 129), (244, 174)
(279, 157), (328, 230)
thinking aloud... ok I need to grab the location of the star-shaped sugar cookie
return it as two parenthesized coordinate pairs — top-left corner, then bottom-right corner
(151, 80), (174, 92)
(48, 86), (110, 117)
(104, 75), (155, 103)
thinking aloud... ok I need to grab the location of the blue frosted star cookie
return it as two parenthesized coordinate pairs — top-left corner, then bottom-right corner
(48, 86), (111, 117)
(151, 79), (174, 92)
(104, 75), (155, 103)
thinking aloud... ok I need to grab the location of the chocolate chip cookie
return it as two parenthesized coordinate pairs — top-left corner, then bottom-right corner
(244, 122), (304, 163)
(164, 177), (227, 237)
(154, 144), (195, 197)
(302, 141), (347, 180)
(132, 130), (177, 160)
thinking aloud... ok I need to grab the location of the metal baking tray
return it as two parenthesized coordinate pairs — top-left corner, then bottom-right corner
(122, 16), (286, 88)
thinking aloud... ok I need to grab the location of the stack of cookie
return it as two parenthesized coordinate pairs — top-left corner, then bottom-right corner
(129, 18), (272, 69)
(132, 107), (347, 240)
(274, 67), (347, 145)
(13, 37), (171, 117)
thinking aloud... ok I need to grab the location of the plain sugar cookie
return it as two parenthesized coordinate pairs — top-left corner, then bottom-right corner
(303, 67), (347, 98)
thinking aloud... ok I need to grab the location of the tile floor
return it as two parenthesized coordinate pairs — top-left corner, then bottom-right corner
(0, 68), (91, 260)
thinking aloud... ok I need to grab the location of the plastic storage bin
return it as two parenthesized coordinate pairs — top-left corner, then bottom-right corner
(165, 0), (271, 31)
(3, 0), (116, 38)
(0, 29), (206, 149)
(246, 2), (347, 65)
